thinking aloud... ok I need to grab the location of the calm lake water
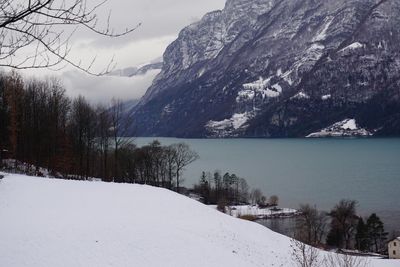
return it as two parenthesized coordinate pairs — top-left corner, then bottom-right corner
(135, 138), (400, 233)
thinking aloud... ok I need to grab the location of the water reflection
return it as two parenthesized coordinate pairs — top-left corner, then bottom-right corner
(257, 218), (297, 238)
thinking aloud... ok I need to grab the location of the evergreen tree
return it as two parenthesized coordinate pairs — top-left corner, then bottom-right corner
(199, 172), (211, 204)
(366, 213), (388, 253)
(355, 218), (369, 251)
(326, 227), (343, 248)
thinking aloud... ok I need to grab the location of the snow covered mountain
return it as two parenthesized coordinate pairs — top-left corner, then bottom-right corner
(130, 0), (400, 138)
(0, 173), (397, 267)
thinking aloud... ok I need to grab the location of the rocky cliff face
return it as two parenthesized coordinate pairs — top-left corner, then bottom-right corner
(130, 0), (400, 137)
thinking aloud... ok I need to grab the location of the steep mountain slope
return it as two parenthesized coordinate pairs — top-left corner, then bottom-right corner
(0, 173), (398, 267)
(131, 0), (400, 137)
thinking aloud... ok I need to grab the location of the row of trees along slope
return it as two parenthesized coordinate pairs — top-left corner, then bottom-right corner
(0, 71), (198, 191)
(0, 1), (200, 191)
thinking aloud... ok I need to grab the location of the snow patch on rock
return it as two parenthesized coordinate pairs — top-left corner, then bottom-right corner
(206, 112), (254, 137)
(321, 94), (331, 100)
(198, 68), (206, 78)
(312, 16), (334, 42)
(307, 43), (325, 61)
(341, 119), (357, 130)
(291, 91), (310, 100)
(339, 42), (365, 52)
(243, 77), (271, 91)
(163, 104), (173, 114)
(306, 119), (372, 138)
(239, 77), (282, 102)
(280, 70), (294, 86)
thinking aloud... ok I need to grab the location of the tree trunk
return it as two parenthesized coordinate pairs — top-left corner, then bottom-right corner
(176, 170), (180, 193)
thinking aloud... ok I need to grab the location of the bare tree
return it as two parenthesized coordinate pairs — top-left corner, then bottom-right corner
(44, 77), (70, 173)
(238, 177), (249, 204)
(290, 238), (321, 267)
(296, 204), (328, 246)
(0, 72), (7, 168)
(170, 143), (199, 193)
(250, 188), (263, 205)
(269, 195), (279, 206)
(4, 71), (24, 170)
(69, 95), (95, 179)
(327, 200), (359, 249)
(0, 0), (139, 74)
(164, 145), (177, 189)
(96, 104), (111, 180)
(109, 98), (133, 181)
(110, 98), (121, 180)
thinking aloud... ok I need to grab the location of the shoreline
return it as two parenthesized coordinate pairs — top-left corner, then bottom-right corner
(209, 204), (301, 220)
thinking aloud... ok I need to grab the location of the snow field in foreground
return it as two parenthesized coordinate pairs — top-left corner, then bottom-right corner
(0, 173), (397, 267)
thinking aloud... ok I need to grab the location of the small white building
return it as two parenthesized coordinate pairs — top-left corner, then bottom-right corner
(388, 237), (400, 259)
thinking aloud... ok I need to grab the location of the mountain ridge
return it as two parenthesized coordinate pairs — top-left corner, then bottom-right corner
(129, 0), (400, 138)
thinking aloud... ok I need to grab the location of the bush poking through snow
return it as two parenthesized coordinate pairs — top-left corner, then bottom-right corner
(291, 239), (371, 267)
(323, 253), (370, 267)
(291, 238), (321, 267)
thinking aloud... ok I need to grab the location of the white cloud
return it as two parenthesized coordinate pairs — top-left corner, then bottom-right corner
(79, 0), (226, 44)
(15, 0), (227, 104)
(61, 69), (161, 104)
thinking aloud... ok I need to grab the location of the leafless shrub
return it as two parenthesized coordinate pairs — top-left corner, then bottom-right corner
(290, 238), (321, 267)
(323, 252), (370, 267)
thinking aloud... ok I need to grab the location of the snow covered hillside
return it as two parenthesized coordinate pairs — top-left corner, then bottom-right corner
(0, 173), (397, 267)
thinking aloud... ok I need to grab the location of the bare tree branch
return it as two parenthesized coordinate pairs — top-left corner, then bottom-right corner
(0, 0), (140, 75)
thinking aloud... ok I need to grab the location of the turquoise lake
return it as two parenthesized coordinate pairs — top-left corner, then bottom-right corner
(135, 138), (400, 233)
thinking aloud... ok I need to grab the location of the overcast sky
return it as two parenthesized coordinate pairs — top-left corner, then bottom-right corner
(22, 0), (226, 104)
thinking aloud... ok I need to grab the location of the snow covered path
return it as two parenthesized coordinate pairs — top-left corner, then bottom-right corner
(0, 173), (397, 267)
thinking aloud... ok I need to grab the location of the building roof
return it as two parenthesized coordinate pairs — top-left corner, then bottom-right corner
(388, 237), (400, 243)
